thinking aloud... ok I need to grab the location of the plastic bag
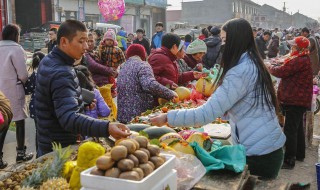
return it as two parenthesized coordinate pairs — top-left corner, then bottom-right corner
(98, 84), (117, 121)
(190, 142), (246, 173)
(162, 150), (206, 190)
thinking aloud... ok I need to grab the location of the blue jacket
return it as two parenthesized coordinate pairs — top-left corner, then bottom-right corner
(35, 47), (110, 155)
(168, 52), (286, 156)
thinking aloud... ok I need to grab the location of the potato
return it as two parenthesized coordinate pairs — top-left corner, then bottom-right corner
(96, 156), (115, 170)
(129, 139), (140, 150)
(90, 168), (105, 176)
(127, 154), (139, 167)
(105, 167), (121, 178)
(111, 145), (128, 161)
(133, 168), (144, 180)
(119, 171), (140, 181)
(139, 163), (154, 177)
(139, 148), (150, 159)
(147, 145), (160, 156)
(159, 155), (166, 162)
(117, 159), (134, 172)
(115, 138), (125, 146)
(150, 156), (165, 169)
(134, 136), (149, 148)
(119, 140), (136, 154)
(134, 150), (148, 164)
(148, 161), (155, 170)
(105, 152), (111, 157)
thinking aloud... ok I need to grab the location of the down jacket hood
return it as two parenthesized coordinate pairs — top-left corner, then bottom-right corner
(204, 36), (221, 48)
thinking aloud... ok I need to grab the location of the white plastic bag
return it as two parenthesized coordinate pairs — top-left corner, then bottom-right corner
(162, 151), (206, 190)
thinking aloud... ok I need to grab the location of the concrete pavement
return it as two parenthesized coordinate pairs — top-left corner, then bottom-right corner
(3, 118), (37, 166)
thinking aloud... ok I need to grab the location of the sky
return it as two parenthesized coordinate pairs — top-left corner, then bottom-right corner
(167, 0), (320, 20)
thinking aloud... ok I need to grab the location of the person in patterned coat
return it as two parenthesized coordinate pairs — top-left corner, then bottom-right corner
(117, 44), (177, 123)
(24, 51), (45, 153)
(267, 36), (313, 169)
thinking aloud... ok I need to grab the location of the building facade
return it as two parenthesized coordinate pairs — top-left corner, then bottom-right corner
(254, 4), (292, 29)
(181, 0), (259, 26)
(52, 0), (167, 38)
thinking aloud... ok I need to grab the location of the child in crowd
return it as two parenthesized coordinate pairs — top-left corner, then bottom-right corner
(98, 29), (126, 97)
(75, 65), (110, 119)
(24, 51), (45, 153)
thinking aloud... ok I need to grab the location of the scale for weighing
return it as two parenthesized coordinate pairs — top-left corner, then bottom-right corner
(202, 123), (231, 140)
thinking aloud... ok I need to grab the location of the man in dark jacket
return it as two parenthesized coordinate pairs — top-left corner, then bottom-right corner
(35, 20), (130, 157)
(203, 26), (222, 69)
(255, 31), (271, 59)
(47, 28), (57, 53)
(133, 28), (151, 55)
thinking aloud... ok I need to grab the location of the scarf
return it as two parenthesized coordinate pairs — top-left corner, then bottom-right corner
(284, 48), (310, 64)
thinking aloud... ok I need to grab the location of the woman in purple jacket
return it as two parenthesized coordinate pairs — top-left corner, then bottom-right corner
(117, 44), (177, 123)
(75, 65), (110, 119)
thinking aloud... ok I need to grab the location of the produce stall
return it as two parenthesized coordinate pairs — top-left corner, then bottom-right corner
(0, 81), (289, 190)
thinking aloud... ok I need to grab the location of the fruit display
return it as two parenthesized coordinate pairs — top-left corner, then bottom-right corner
(195, 78), (215, 97)
(39, 177), (70, 190)
(175, 86), (191, 101)
(181, 131), (213, 151)
(159, 133), (184, 145)
(127, 123), (151, 132)
(20, 143), (73, 189)
(69, 142), (105, 190)
(142, 126), (177, 139)
(90, 137), (165, 181)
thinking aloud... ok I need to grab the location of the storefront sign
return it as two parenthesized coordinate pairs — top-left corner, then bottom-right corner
(125, 0), (144, 5)
(145, 0), (167, 8)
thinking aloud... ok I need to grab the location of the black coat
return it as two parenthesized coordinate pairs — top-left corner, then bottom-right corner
(133, 38), (151, 55)
(255, 36), (267, 59)
(203, 35), (222, 69)
(35, 47), (109, 156)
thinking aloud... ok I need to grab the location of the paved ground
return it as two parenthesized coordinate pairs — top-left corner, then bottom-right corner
(2, 114), (320, 189)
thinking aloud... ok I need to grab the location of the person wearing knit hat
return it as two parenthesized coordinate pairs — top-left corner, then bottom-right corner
(117, 43), (177, 123)
(102, 29), (117, 46)
(183, 38), (207, 70)
(98, 29), (126, 98)
(126, 44), (146, 61)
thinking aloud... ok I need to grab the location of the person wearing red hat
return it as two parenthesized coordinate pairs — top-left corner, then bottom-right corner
(266, 36), (313, 169)
(116, 44), (178, 123)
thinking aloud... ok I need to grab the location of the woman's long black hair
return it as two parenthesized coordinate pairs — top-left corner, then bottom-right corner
(215, 18), (278, 111)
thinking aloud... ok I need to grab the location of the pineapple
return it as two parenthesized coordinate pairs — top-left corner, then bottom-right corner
(22, 142), (73, 188)
(40, 177), (70, 190)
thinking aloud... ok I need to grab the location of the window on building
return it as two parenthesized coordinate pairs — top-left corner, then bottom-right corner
(233, 2), (235, 12)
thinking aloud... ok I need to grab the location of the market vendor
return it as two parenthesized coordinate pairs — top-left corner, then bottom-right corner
(266, 36), (313, 169)
(117, 44), (178, 123)
(35, 20), (131, 157)
(148, 33), (202, 90)
(150, 18), (286, 179)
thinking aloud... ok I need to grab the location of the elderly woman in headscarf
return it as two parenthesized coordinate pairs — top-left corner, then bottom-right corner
(266, 36), (313, 169)
(117, 44), (178, 123)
